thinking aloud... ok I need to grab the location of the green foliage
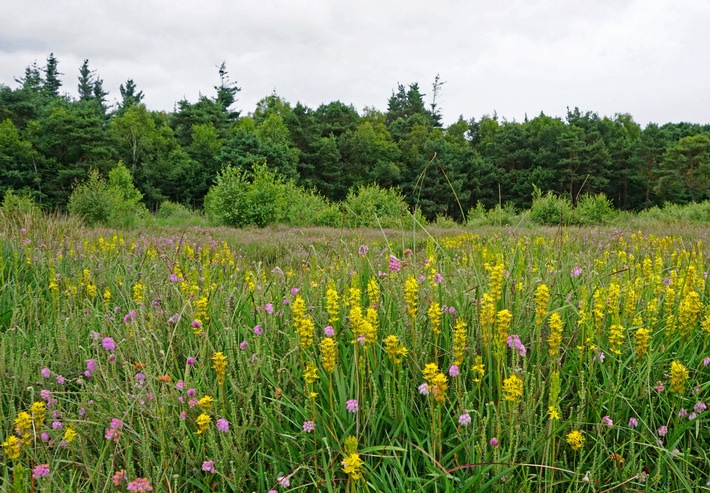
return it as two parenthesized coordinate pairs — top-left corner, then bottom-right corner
(342, 184), (412, 228)
(67, 163), (147, 227)
(529, 187), (573, 225)
(638, 200), (710, 223)
(573, 193), (617, 225)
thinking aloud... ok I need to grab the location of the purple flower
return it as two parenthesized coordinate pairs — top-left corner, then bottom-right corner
(253, 325), (263, 336)
(678, 408), (688, 418)
(86, 359), (96, 372)
(264, 303), (274, 314)
(40, 389), (51, 402)
(389, 255), (401, 273)
(239, 340), (249, 351)
(346, 399), (359, 413)
(278, 476), (290, 487)
(176, 380), (185, 390)
(688, 412), (697, 420)
(703, 356), (710, 366)
(303, 420), (315, 433)
(324, 325), (335, 337)
(593, 351), (605, 363)
(694, 402), (707, 413)
(506, 334), (527, 357)
(56, 375), (65, 385)
(658, 425), (668, 437)
(123, 311), (137, 324)
(52, 421), (63, 429)
(41, 432), (50, 442)
(89, 331), (101, 340)
(216, 419), (230, 433)
(108, 353), (116, 362)
(418, 383), (430, 395)
(187, 388), (196, 397)
(458, 413), (471, 426)
(489, 437), (499, 447)
(84, 370), (92, 377)
(448, 306), (456, 315)
(433, 273), (444, 284)
(101, 337), (116, 351)
(571, 266), (582, 278)
(135, 373), (146, 384)
(448, 365), (459, 377)
(654, 382), (665, 393)
(358, 244), (368, 255)
(601, 415), (613, 427)
(357, 334), (366, 345)
(32, 464), (50, 479)
(186, 357), (196, 365)
(201, 460), (215, 473)
(41, 367), (51, 378)
(191, 319), (202, 330)
(290, 287), (299, 296)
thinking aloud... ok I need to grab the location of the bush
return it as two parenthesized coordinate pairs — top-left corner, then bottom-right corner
(2, 190), (40, 216)
(342, 184), (410, 228)
(573, 193), (617, 225)
(280, 183), (342, 227)
(68, 163), (148, 227)
(529, 188), (573, 226)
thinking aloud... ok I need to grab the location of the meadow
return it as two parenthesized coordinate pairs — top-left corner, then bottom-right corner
(1, 213), (709, 492)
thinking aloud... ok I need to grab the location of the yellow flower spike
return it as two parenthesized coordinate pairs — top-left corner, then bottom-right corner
(303, 363), (319, 385)
(404, 276), (419, 319)
(502, 374), (524, 402)
(198, 395), (214, 410)
(2, 435), (21, 460)
(669, 360), (688, 394)
(427, 301), (442, 335)
(566, 430), (584, 451)
(320, 338), (337, 374)
(63, 427), (78, 443)
(535, 284), (550, 327)
(452, 318), (467, 366)
(212, 352), (228, 385)
(547, 312), (563, 357)
(196, 413), (211, 434)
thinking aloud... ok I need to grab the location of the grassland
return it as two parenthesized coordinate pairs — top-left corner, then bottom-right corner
(1, 214), (709, 492)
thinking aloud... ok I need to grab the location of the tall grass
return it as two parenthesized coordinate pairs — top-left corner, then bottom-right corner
(1, 212), (709, 492)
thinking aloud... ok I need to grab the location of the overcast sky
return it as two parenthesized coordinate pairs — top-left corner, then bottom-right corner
(1, 0), (708, 127)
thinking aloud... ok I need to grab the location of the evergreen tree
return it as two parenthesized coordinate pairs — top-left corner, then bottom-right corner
(43, 53), (62, 97)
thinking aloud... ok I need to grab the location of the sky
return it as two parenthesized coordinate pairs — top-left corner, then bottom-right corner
(1, 0), (709, 127)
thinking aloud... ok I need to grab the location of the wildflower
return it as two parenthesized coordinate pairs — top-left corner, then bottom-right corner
(198, 396), (214, 410)
(359, 244), (368, 255)
(571, 266), (582, 278)
(101, 337), (115, 351)
(56, 375), (65, 384)
(278, 476), (291, 487)
(389, 255), (401, 273)
(239, 340), (248, 351)
(292, 295), (315, 348)
(658, 425), (668, 437)
(320, 337), (337, 374)
(126, 477), (153, 492)
(694, 402), (707, 413)
(191, 319), (203, 335)
(433, 273), (444, 284)
(326, 283), (340, 324)
(41, 367), (51, 378)
(303, 420), (315, 433)
(503, 374), (524, 402)
(704, 356), (710, 366)
(418, 383), (430, 395)
(489, 437), (499, 447)
(535, 283), (550, 326)
(688, 412), (697, 420)
(547, 406), (560, 421)
(202, 460), (215, 473)
(216, 418), (230, 433)
(135, 373), (146, 385)
(601, 416), (613, 427)
(346, 399), (359, 413)
(186, 357), (196, 365)
(593, 351), (605, 363)
(196, 413), (211, 434)
(452, 318), (467, 365)
(324, 325), (335, 337)
(87, 359), (97, 372)
(472, 355), (485, 383)
(547, 312), (564, 357)
(303, 363), (319, 385)
(212, 352), (228, 384)
(678, 409), (688, 418)
(31, 401), (46, 428)
(669, 360), (689, 394)
(449, 365), (459, 377)
(112, 469), (126, 486)
(2, 435), (21, 459)
(634, 327), (650, 358)
(265, 303), (274, 314)
(404, 276), (418, 319)
(40, 389), (51, 403)
(63, 427), (77, 443)
(566, 430), (584, 451)
(654, 381), (665, 393)
(342, 451), (364, 481)
(428, 301), (442, 334)
(32, 464), (50, 478)
(458, 413), (471, 426)
(507, 334), (526, 357)
(608, 324), (625, 355)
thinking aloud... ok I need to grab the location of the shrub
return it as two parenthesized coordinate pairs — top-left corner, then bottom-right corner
(529, 187), (573, 226)
(2, 189), (40, 216)
(67, 163), (148, 227)
(342, 184), (409, 228)
(573, 193), (617, 225)
(280, 183), (342, 227)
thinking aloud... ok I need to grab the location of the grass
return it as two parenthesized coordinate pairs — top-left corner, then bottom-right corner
(1, 212), (709, 492)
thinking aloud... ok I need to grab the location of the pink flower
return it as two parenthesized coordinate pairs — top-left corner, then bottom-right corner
(389, 255), (401, 273)
(358, 245), (368, 255)
(187, 388), (196, 397)
(101, 337), (116, 351)
(658, 425), (668, 437)
(240, 340), (249, 351)
(264, 303), (274, 314)
(324, 325), (335, 337)
(571, 266), (582, 278)
(678, 408), (688, 418)
(448, 365), (459, 377)
(507, 334), (526, 357)
(176, 380), (185, 390)
(694, 402), (707, 413)
(303, 420), (315, 432)
(52, 421), (63, 429)
(186, 357), (196, 365)
(418, 383), (430, 395)
(654, 382), (665, 393)
(290, 287), (299, 296)
(41, 367), (51, 378)
(703, 356), (710, 366)
(126, 477), (153, 492)
(489, 437), (499, 447)
(202, 460), (215, 473)
(56, 375), (65, 385)
(458, 413), (471, 426)
(32, 464), (50, 478)
(253, 325), (263, 336)
(601, 415), (613, 427)
(40, 389), (51, 402)
(179, 411), (188, 420)
(278, 476), (290, 487)
(346, 399), (358, 413)
(216, 419), (230, 432)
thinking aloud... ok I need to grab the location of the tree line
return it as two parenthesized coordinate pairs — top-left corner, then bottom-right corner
(2, 54), (709, 222)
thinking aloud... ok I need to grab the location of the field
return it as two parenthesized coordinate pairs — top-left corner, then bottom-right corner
(1, 215), (709, 492)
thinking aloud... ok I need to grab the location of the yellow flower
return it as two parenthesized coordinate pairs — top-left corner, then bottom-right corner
(196, 413), (211, 434)
(2, 435), (21, 460)
(212, 352), (228, 385)
(427, 301), (442, 334)
(342, 452), (364, 480)
(452, 318), (467, 366)
(326, 283), (340, 324)
(429, 372), (448, 403)
(63, 427), (78, 443)
(535, 284), (550, 326)
(503, 374), (523, 402)
(31, 401), (46, 428)
(669, 360), (688, 394)
(304, 363), (319, 385)
(132, 282), (144, 304)
(547, 405), (560, 421)
(547, 312), (564, 357)
(496, 309), (513, 350)
(404, 276), (419, 319)
(103, 287), (111, 305)
(320, 337), (337, 374)
(383, 335), (408, 364)
(14, 412), (31, 434)
(198, 395), (214, 410)
(472, 355), (485, 383)
(566, 430), (584, 451)
(366, 277), (379, 308)
(422, 363), (440, 383)
(634, 327), (650, 358)
(608, 324), (625, 355)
